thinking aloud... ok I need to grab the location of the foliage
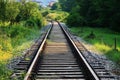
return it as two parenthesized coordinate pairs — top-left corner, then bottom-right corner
(0, 62), (11, 80)
(51, 2), (61, 10)
(5, 1), (20, 24)
(0, 1), (20, 24)
(18, 2), (38, 20)
(0, 23), (41, 79)
(46, 10), (69, 22)
(0, 1), (46, 28)
(67, 13), (84, 27)
(42, 10), (49, 17)
(0, 0), (6, 22)
(7, 24), (40, 47)
(58, 0), (120, 31)
(58, 0), (75, 12)
(0, 0), (45, 79)
(0, 43), (12, 60)
(25, 19), (37, 27)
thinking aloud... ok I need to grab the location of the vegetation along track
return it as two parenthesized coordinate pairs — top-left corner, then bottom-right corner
(13, 22), (116, 80)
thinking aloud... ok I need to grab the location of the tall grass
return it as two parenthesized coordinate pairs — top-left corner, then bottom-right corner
(0, 23), (41, 79)
(70, 27), (120, 65)
(0, 62), (12, 80)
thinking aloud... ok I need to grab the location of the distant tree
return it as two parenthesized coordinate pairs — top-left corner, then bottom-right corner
(17, 2), (39, 21)
(5, 1), (19, 24)
(51, 2), (61, 10)
(58, 0), (75, 12)
(109, 0), (120, 31)
(78, 0), (98, 26)
(0, 0), (20, 24)
(0, 0), (7, 23)
(19, 2), (44, 28)
(67, 5), (85, 26)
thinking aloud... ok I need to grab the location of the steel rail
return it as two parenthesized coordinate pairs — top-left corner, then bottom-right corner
(24, 23), (53, 80)
(58, 22), (100, 80)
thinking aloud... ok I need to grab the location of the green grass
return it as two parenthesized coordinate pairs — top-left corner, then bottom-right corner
(0, 23), (41, 79)
(0, 62), (12, 80)
(70, 27), (120, 65)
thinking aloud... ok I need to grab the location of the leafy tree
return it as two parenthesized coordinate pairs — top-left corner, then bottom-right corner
(58, 0), (75, 12)
(0, 0), (20, 25)
(5, 1), (19, 24)
(17, 2), (38, 21)
(59, 0), (120, 31)
(67, 5), (85, 26)
(51, 2), (61, 10)
(16, 1), (44, 27)
(0, 0), (7, 23)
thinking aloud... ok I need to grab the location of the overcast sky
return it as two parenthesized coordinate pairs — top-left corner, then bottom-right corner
(36, 0), (58, 6)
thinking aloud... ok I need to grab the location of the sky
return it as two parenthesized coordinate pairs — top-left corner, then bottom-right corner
(36, 0), (58, 6)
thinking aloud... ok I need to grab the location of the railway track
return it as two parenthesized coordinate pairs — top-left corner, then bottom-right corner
(13, 22), (116, 80)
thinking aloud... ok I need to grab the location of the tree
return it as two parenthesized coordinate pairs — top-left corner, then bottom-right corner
(19, 2), (44, 28)
(67, 5), (85, 26)
(0, 0), (7, 23)
(109, 0), (120, 31)
(0, 0), (20, 25)
(51, 2), (61, 10)
(5, 1), (19, 24)
(0, 0), (45, 28)
(58, 0), (75, 12)
(16, 2), (39, 21)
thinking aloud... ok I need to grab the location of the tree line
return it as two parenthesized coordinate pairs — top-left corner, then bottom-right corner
(0, 0), (44, 28)
(58, 0), (120, 32)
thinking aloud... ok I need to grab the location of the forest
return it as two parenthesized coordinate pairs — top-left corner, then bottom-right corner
(0, 0), (120, 79)
(54, 0), (120, 32)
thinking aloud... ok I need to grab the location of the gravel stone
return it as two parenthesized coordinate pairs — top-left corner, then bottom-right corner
(74, 35), (120, 79)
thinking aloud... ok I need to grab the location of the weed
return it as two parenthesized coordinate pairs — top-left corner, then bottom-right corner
(0, 23), (41, 79)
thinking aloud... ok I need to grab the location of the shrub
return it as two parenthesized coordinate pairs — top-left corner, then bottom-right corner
(46, 11), (69, 22)
(0, 62), (11, 80)
(25, 19), (36, 27)
(67, 13), (85, 27)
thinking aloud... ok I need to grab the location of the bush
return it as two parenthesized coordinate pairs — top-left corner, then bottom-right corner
(67, 13), (85, 27)
(25, 19), (36, 27)
(0, 23), (41, 79)
(2, 24), (39, 48)
(32, 17), (43, 28)
(42, 10), (49, 17)
(46, 11), (69, 22)
(0, 62), (11, 80)
(24, 16), (46, 29)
